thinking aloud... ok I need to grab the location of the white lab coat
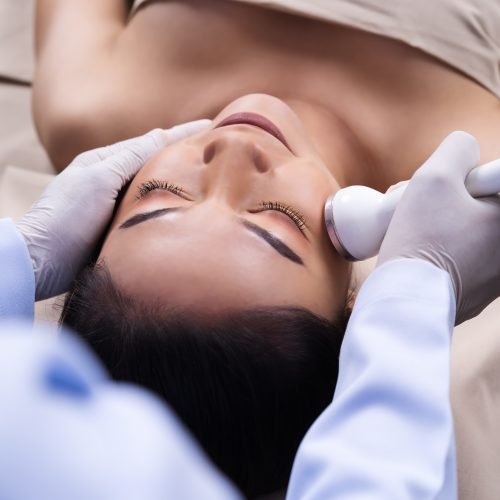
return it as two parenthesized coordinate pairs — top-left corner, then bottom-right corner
(0, 218), (457, 499)
(287, 259), (457, 499)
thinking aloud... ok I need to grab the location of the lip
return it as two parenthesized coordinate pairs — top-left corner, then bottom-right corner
(215, 112), (293, 153)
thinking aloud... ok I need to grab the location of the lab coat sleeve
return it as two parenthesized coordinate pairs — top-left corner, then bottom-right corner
(0, 321), (242, 500)
(0, 218), (35, 319)
(287, 258), (457, 500)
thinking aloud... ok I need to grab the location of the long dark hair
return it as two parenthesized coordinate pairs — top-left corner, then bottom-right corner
(60, 262), (349, 498)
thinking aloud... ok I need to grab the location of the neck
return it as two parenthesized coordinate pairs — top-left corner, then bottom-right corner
(282, 97), (382, 189)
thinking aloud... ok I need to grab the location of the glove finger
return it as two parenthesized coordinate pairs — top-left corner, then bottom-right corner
(465, 158), (500, 197)
(72, 120), (212, 167)
(476, 193), (500, 211)
(96, 119), (213, 183)
(164, 119), (213, 143)
(418, 130), (480, 181)
(385, 180), (409, 194)
(103, 120), (212, 159)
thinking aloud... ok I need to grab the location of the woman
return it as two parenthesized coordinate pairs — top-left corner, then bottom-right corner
(34, 1), (500, 497)
(5, 131), (488, 500)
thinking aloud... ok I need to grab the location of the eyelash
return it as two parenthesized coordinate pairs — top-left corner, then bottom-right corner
(136, 179), (186, 200)
(135, 179), (307, 234)
(258, 201), (307, 235)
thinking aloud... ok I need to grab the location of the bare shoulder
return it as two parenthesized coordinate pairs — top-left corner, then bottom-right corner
(33, 1), (231, 169)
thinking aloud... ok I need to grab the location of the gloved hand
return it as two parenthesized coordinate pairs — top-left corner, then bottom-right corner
(17, 120), (211, 301)
(377, 131), (500, 325)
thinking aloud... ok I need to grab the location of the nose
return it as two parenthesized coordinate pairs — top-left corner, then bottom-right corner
(203, 130), (273, 173)
(201, 130), (273, 204)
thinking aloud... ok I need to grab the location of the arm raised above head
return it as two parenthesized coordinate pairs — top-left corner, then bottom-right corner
(35, 0), (129, 56)
(33, 1), (209, 170)
(34, 1), (131, 169)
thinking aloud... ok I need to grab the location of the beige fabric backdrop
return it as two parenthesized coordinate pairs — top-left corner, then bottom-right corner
(0, 0), (56, 323)
(2, 1), (500, 498)
(133, 0), (500, 98)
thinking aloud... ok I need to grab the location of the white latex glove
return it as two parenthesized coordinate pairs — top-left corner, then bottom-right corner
(17, 120), (211, 301)
(377, 131), (500, 325)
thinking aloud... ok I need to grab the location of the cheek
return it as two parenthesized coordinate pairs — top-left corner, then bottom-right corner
(275, 163), (339, 212)
(309, 252), (351, 315)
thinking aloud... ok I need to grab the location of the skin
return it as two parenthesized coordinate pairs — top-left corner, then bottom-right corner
(35, 1), (500, 316)
(100, 94), (351, 319)
(35, 1), (500, 182)
(33, 6), (500, 498)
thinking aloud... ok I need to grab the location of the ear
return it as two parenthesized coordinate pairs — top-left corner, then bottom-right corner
(346, 288), (357, 313)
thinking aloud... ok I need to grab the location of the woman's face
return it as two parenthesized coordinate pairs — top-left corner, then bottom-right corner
(99, 94), (351, 319)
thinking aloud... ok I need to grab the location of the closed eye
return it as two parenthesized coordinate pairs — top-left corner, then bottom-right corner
(118, 208), (305, 265)
(135, 180), (308, 239)
(251, 201), (308, 238)
(136, 179), (191, 201)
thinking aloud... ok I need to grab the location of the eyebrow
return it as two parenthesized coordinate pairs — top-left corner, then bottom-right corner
(119, 208), (179, 229)
(119, 208), (304, 266)
(239, 220), (304, 265)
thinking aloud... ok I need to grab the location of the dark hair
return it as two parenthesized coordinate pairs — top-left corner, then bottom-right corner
(60, 263), (350, 498)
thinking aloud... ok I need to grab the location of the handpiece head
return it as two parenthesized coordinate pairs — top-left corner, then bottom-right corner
(324, 186), (388, 261)
(324, 195), (356, 261)
(325, 155), (500, 261)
